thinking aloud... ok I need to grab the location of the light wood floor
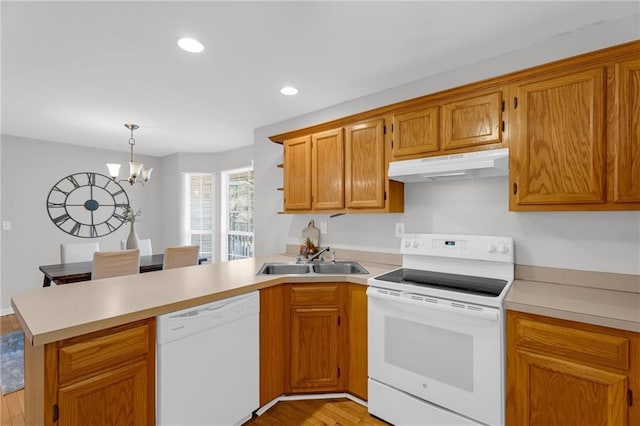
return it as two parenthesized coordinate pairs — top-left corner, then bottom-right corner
(1, 314), (387, 426)
(243, 398), (390, 426)
(1, 314), (25, 426)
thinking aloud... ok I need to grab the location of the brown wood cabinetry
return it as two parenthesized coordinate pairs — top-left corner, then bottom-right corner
(510, 68), (607, 206)
(287, 284), (343, 393)
(259, 283), (368, 405)
(273, 41), (639, 212)
(507, 311), (639, 426)
(390, 90), (505, 161)
(442, 91), (503, 151)
(279, 120), (403, 214)
(44, 318), (156, 426)
(614, 58), (640, 203)
(392, 105), (440, 157)
(312, 128), (345, 210)
(509, 45), (640, 211)
(345, 119), (386, 209)
(283, 136), (312, 211)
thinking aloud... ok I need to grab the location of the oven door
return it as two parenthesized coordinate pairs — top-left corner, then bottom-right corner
(367, 286), (503, 426)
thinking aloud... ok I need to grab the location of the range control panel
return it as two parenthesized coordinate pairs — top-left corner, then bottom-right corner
(401, 233), (514, 263)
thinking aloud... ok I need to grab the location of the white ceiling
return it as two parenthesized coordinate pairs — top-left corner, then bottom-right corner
(2, 1), (638, 157)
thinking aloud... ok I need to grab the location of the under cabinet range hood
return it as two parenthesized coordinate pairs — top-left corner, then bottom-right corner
(388, 148), (509, 183)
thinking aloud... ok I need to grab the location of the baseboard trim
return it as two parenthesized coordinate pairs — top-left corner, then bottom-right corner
(1, 307), (15, 316)
(256, 392), (367, 416)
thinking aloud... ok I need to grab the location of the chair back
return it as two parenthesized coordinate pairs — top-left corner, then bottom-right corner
(91, 249), (140, 280)
(163, 245), (200, 270)
(60, 242), (100, 263)
(120, 239), (153, 256)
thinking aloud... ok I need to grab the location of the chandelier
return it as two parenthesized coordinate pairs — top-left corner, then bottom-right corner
(107, 123), (153, 185)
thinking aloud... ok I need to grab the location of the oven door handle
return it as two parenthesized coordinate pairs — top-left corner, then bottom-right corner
(367, 288), (500, 321)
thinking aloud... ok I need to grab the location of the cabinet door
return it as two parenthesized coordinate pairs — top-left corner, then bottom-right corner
(284, 136), (312, 210)
(511, 68), (606, 206)
(259, 285), (286, 406)
(312, 128), (344, 210)
(392, 106), (439, 157)
(442, 91), (503, 150)
(614, 59), (640, 203)
(290, 307), (341, 392)
(512, 350), (627, 426)
(344, 119), (385, 209)
(58, 360), (149, 426)
(346, 284), (368, 400)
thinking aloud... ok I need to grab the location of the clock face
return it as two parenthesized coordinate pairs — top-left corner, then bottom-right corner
(46, 172), (130, 238)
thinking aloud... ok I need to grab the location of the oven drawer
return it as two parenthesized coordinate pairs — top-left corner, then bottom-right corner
(512, 315), (629, 370)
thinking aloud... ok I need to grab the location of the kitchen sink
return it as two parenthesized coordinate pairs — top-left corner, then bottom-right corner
(256, 263), (311, 275)
(312, 262), (369, 274)
(256, 261), (369, 275)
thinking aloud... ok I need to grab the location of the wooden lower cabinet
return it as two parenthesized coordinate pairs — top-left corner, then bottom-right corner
(507, 311), (639, 426)
(259, 282), (368, 405)
(44, 318), (156, 426)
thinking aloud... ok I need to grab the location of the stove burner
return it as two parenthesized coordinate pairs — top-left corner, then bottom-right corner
(374, 268), (508, 297)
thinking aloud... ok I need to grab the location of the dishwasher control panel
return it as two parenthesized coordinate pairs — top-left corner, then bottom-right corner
(156, 291), (259, 344)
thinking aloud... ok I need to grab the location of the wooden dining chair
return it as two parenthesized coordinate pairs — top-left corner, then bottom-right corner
(60, 242), (100, 263)
(163, 245), (200, 270)
(120, 238), (153, 256)
(91, 249), (140, 280)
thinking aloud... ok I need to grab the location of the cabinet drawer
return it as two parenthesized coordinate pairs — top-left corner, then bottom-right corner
(290, 285), (339, 306)
(513, 316), (629, 370)
(59, 322), (151, 384)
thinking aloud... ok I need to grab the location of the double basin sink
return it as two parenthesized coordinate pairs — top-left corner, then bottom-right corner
(257, 261), (369, 275)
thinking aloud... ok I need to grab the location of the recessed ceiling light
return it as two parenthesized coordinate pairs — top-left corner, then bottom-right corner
(280, 86), (299, 96)
(177, 37), (204, 53)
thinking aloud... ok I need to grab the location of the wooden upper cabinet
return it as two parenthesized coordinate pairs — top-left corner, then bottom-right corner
(510, 67), (606, 207)
(344, 119), (386, 209)
(312, 128), (344, 210)
(442, 91), (503, 150)
(614, 58), (640, 203)
(283, 136), (312, 211)
(392, 105), (439, 157)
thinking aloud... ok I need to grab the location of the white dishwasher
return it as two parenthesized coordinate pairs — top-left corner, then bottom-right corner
(157, 291), (259, 426)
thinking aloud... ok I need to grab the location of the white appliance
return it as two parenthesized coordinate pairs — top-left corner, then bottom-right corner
(367, 233), (514, 426)
(388, 148), (509, 182)
(157, 291), (260, 426)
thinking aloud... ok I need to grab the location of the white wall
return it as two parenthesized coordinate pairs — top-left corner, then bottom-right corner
(254, 14), (640, 276)
(0, 137), (253, 312)
(156, 147), (253, 261)
(0, 135), (163, 312)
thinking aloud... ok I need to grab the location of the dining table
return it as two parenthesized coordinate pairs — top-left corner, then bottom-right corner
(39, 254), (166, 287)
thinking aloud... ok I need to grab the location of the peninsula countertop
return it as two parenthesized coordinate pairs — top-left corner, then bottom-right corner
(13, 254), (640, 347)
(12, 254), (398, 346)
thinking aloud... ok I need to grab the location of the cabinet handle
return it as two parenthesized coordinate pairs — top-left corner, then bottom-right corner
(629, 389), (634, 407)
(513, 183), (518, 195)
(513, 97), (518, 109)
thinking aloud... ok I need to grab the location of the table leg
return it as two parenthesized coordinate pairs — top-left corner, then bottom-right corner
(43, 276), (52, 287)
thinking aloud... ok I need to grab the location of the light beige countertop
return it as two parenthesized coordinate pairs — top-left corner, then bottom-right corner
(506, 265), (640, 332)
(13, 253), (640, 347)
(12, 253), (398, 346)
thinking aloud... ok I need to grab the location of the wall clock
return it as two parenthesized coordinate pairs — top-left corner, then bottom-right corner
(46, 172), (130, 238)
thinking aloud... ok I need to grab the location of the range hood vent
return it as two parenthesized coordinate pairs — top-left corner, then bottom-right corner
(388, 148), (509, 183)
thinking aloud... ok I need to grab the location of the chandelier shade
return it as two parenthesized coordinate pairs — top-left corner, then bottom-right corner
(107, 124), (153, 185)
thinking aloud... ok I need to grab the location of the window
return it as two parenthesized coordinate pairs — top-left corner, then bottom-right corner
(184, 173), (214, 262)
(221, 167), (254, 261)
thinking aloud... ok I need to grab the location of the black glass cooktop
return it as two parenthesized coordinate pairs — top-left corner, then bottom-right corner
(373, 268), (508, 297)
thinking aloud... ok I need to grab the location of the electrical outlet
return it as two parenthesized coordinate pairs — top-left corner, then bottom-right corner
(2, 221), (10, 231)
(395, 223), (404, 237)
(320, 221), (328, 234)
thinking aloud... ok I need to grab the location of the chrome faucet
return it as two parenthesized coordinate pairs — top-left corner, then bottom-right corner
(308, 246), (331, 262)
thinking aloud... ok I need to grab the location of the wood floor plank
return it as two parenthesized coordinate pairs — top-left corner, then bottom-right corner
(243, 398), (389, 426)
